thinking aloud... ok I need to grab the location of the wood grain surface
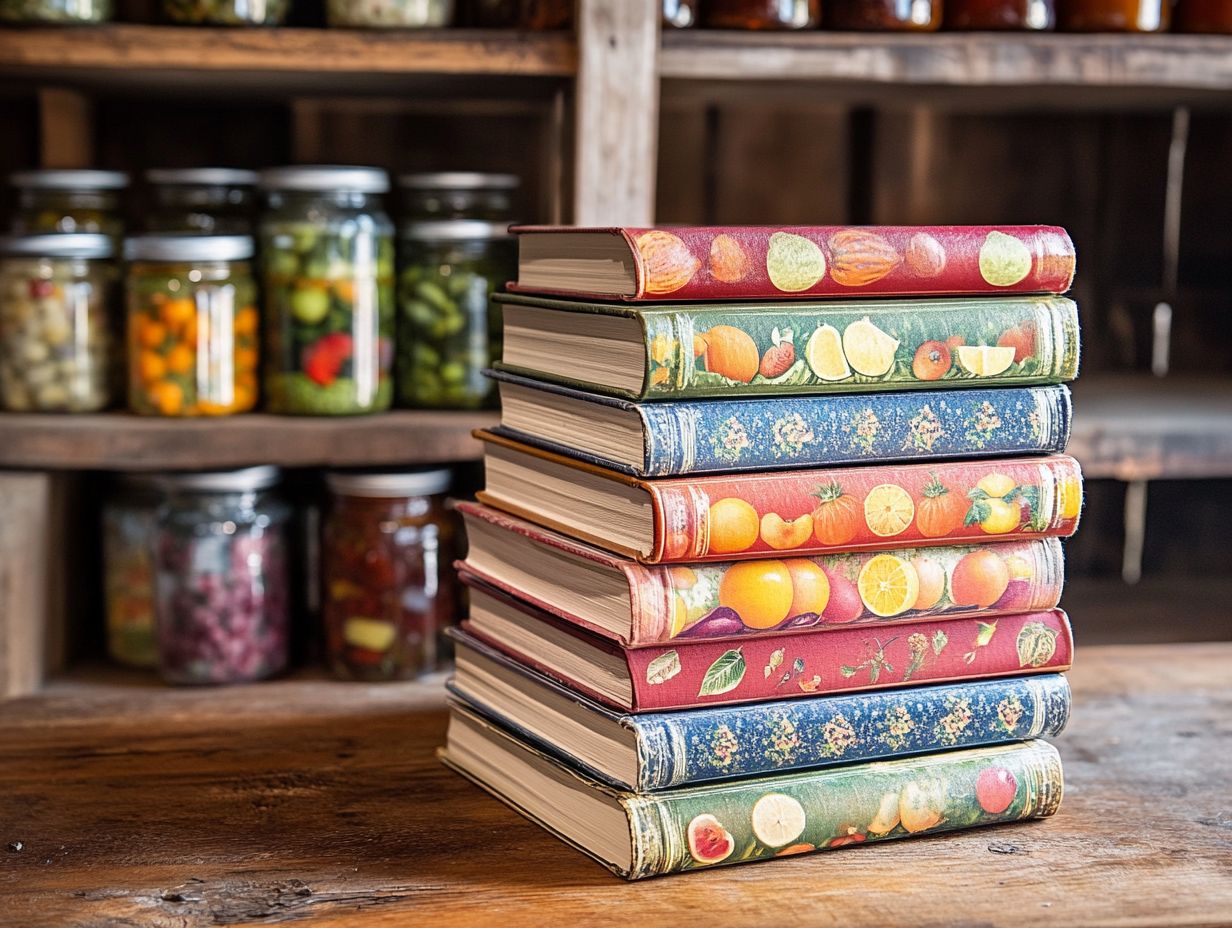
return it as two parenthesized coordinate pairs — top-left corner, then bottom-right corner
(1, 644), (1229, 927)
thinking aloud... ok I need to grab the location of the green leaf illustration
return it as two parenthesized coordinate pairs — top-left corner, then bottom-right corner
(975, 620), (998, 647)
(698, 648), (746, 697)
(932, 630), (948, 655)
(791, 657), (806, 674)
(839, 665), (857, 678)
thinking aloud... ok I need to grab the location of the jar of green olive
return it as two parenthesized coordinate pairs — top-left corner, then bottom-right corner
(9, 169), (128, 241)
(259, 166), (395, 416)
(0, 233), (118, 412)
(144, 168), (258, 234)
(0, 0), (112, 22)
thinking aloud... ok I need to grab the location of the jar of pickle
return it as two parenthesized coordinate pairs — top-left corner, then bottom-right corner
(322, 469), (458, 681)
(945, 0), (1056, 28)
(259, 166), (394, 416)
(1057, 0), (1170, 30)
(103, 475), (163, 669)
(663, 0), (697, 26)
(702, 0), (820, 28)
(144, 168), (258, 234)
(326, 0), (454, 26)
(0, 0), (112, 22)
(154, 467), (291, 685)
(9, 170), (128, 240)
(161, 0), (290, 24)
(125, 235), (259, 417)
(0, 233), (117, 412)
(827, 0), (942, 29)
(1174, 0), (1232, 31)
(399, 171), (519, 221)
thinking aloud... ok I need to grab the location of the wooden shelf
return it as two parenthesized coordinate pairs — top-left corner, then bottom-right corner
(0, 410), (494, 470)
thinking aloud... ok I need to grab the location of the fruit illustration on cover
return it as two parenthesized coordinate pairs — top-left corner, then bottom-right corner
(760, 512), (814, 550)
(864, 483), (915, 537)
(687, 813), (735, 864)
(867, 790), (902, 835)
(978, 230), (1033, 287)
(708, 233), (751, 283)
(811, 481), (861, 545)
(857, 555), (920, 618)
(842, 317), (900, 377)
(906, 232), (946, 278)
(805, 324), (852, 381)
(997, 322), (1036, 363)
(1058, 476), (1082, 520)
(912, 557), (946, 610)
(821, 567), (864, 623)
(698, 324), (760, 383)
(899, 779), (947, 833)
(707, 497), (760, 554)
(784, 559), (831, 617)
(1017, 621), (1060, 667)
(718, 561), (794, 629)
(967, 472), (1029, 535)
(993, 555), (1035, 611)
(950, 550), (1010, 608)
(751, 793), (807, 847)
(759, 327), (796, 379)
(956, 344), (1016, 377)
(917, 474), (968, 538)
(912, 340), (951, 381)
(828, 229), (902, 287)
(636, 230), (699, 295)
(766, 232), (826, 292)
(976, 767), (1018, 814)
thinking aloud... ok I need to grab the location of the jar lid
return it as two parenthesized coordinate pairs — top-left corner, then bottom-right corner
(124, 234), (254, 262)
(0, 233), (113, 258)
(259, 165), (389, 194)
(326, 469), (452, 498)
(145, 167), (260, 186)
(160, 466), (281, 492)
(400, 220), (512, 241)
(398, 172), (520, 190)
(10, 169), (129, 190)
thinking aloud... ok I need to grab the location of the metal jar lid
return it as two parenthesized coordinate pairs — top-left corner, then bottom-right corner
(145, 168), (260, 187)
(123, 234), (254, 262)
(159, 466), (281, 493)
(10, 169), (129, 190)
(400, 220), (512, 241)
(259, 165), (390, 194)
(326, 468), (452, 498)
(0, 233), (114, 259)
(398, 172), (520, 190)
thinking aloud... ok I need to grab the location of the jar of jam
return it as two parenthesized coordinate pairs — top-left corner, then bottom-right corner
(702, 0), (820, 28)
(144, 168), (258, 235)
(103, 474), (163, 669)
(945, 0), (1056, 28)
(1057, 0), (1171, 30)
(9, 170), (128, 241)
(827, 0), (942, 29)
(322, 469), (458, 681)
(1174, 0), (1232, 31)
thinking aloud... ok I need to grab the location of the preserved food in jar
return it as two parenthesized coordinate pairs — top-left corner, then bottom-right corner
(945, 0), (1056, 28)
(144, 168), (258, 234)
(464, 0), (569, 26)
(9, 169), (128, 240)
(702, 0), (820, 28)
(326, 0), (453, 26)
(399, 171), (519, 221)
(0, 233), (117, 412)
(161, 0), (289, 23)
(0, 0), (112, 22)
(663, 0), (696, 26)
(323, 470), (458, 681)
(103, 475), (162, 669)
(1174, 0), (1232, 32)
(827, 0), (942, 29)
(1057, 0), (1170, 30)
(259, 166), (394, 416)
(154, 467), (290, 685)
(125, 235), (258, 416)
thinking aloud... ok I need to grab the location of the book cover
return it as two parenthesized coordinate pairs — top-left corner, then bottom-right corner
(510, 225), (1076, 301)
(450, 632), (1072, 792)
(443, 707), (1065, 880)
(491, 372), (1072, 477)
(496, 292), (1079, 400)
(459, 501), (1065, 646)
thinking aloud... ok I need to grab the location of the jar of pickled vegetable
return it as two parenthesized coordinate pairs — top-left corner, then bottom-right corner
(144, 168), (258, 234)
(663, 0), (696, 26)
(322, 469), (458, 681)
(326, 0), (453, 26)
(1057, 0), (1170, 30)
(161, 0), (289, 24)
(103, 474), (163, 669)
(154, 466), (291, 685)
(0, 0), (112, 22)
(399, 172), (519, 221)
(945, 0), (1056, 28)
(9, 170), (128, 240)
(1174, 0), (1232, 31)
(259, 166), (394, 416)
(827, 0), (942, 29)
(125, 235), (259, 417)
(702, 0), (820, 28)
(0, 233), (117, 412)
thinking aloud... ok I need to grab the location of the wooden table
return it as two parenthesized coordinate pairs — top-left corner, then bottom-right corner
(2, 643), (1229, 927)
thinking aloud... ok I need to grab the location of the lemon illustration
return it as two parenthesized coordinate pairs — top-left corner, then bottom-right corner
(842, 316), (900, 377)
(751, 793), (807, 847)
(864, 484), (915, 537)
(976, 473), (1017, 498)
(857, 554), (921, 618)
(766, 232), (826, 292)
(956, 345), (1016, 377)
(979, 231), (1033, 287)
(805, 324), (851, 381)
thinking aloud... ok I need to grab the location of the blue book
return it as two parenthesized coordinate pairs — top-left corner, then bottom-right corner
(488, 370), (1071, 478)
(450, 630), (1071, 793)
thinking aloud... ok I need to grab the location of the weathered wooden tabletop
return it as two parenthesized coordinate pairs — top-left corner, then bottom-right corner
(2, 643), (1229, 928)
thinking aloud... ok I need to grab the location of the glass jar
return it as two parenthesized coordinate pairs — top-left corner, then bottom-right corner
(945, 0), (1056, 28)
(702, 0), (820, 28)
(124, 235), (259, 417)
(326, 0), (453, 26)
(154, 467), (291, 685)
(103, 475), (162, 669)
(0, 0), (112, 22)
(827, 0), (942, 28)
(1057, 0), (1170, 30)
(465, 0), (569, 26)
(160, 0), (289, 24)
(144, 168), (258, 234)
(9, 170), (128, 240)
(259, 166), (394, 416)
(399, 171), (519, 221)
(1174, 0), (1232, 31)
(0, 233), (117, 412)
(322, 470), (458, 681)
(663, 0), (696, 26)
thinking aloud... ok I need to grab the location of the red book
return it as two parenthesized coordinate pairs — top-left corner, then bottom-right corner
(511, 225), (1075, 301)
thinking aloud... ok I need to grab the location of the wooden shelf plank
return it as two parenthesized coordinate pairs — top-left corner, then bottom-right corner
(0, 410), (494, 470)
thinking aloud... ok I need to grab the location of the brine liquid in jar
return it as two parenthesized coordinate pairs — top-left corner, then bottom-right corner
(103, 474), (163, 669)
(0, 0), (112, 23)
(9, 169), (128, 241)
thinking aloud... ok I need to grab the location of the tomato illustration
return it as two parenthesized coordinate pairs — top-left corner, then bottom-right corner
(810, 480), (861, 546)
(916, 474), (968, 537)
(911, 340), (952, 381)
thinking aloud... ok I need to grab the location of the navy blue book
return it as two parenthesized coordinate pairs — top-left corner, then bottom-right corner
(449, 630), (1071, 793)
(488, 370), (1071, 478)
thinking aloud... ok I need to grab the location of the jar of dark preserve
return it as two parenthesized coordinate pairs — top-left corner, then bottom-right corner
(827, 0), (942, 30)
(702, 0), (820, 28)
(1057, 0), (1170, 31)
(322, 469), (458, 681)
(945, 0), (1056, 28)
(1174, 0), (1232, 31)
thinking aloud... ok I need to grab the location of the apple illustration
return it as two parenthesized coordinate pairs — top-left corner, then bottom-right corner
(976, 767), (1018, 814)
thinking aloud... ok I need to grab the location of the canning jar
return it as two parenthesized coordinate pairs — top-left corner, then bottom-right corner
(827, 0), (942, 28)
(945, 0), (1056, 27)
(144, 168), (258, 234)
(103, 475), (162, 669)
(399, 171), (519, 221)
(0, 233), (117, 412)
(1057, 0), (1170, 30)
(322, 470), (458, 681)
(259, 166), (394, 416)
(663, 0), (696, 26)
(161, 0), (289, 23)
(125, 235), (258, 417)
(464, 0), (569, 26)
(702, 0), (820, 28)
(9, 170), (128, 240)
(0, 0), (112, 22)
(326, 0), (453, 26)
(1174, 0), (1232, 31)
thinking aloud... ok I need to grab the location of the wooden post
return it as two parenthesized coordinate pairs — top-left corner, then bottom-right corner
(0, 473), (53, 698)
(38, 88), (94, 168)
(573, 0), (660, 225)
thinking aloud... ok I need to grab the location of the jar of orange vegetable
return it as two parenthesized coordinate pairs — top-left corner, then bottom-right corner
(124, 235), (258, 417)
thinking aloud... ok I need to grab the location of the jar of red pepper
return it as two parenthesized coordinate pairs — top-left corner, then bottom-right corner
(322, 469), (459, 681)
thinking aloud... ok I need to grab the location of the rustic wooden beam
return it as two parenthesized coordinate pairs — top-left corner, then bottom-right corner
(38, 87), (93, 168)
(0, 473), (53, 697)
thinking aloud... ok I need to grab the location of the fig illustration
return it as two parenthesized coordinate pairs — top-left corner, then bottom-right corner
(687, 813), (735, 865)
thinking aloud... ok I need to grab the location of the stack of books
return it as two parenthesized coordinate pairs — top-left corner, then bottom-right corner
(441, 225), (1081, 879)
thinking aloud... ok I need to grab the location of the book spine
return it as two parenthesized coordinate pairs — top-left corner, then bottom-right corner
(627, 609), (1072, 712)
(627, 537), (1063, 645)
(624, 739), (1063, 879)
(633, 674), (1070, 791)
(636, 385), (1070, 477)
(647, 454), (1082, 563)
(640, 295), (1079, 399)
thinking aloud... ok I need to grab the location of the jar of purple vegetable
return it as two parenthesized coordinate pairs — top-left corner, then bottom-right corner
(154, 466), (291, 685)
